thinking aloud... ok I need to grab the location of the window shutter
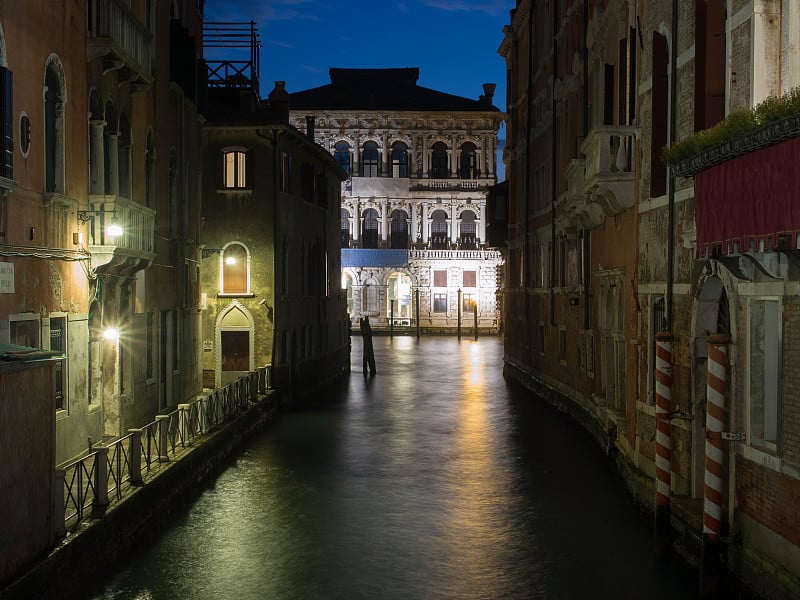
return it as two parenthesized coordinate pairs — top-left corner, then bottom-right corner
(0, 67), (13, 180)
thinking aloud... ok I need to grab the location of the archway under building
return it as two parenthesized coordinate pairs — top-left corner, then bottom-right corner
(691, 271), (732, 500)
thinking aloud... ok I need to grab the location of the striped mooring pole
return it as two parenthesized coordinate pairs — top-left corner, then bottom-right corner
(701, 332), (730, 596)
(654, 331), (673, 554)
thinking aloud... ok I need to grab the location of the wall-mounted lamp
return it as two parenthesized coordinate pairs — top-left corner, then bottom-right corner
(106, 224), (123, 237)
(201, 247), (224, 259)
(78, 209), (117, 224)
(103, 327), (120, 341)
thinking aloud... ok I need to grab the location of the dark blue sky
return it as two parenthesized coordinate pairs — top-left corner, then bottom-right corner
(204, 0), (512, 178)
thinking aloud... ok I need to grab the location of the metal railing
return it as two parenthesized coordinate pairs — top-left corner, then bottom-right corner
(57, 365), (272, 533)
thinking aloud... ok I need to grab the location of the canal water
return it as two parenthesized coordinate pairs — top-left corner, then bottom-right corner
(92, 336), (699, 599)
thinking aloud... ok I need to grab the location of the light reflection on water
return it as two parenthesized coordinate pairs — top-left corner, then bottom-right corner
(93, 336), (698, 600)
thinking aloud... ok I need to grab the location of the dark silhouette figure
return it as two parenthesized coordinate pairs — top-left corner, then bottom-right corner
(360, 316), (376, 374)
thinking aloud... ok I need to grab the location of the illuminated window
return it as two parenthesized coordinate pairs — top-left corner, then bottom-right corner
(462, 293), (476, 313)
(223, 149), (247, 189)
(221, 243), (249, 294)
(433, 293), (447, 313)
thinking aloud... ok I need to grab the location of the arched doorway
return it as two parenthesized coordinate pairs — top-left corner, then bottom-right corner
(460, 210), (477, 249)
(387, 271), (412, 323)
(216, 301), (254, 386)
(691, 273), (731, 499)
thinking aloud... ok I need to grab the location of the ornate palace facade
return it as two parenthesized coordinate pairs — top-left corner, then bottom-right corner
(289, 68), (505, 332)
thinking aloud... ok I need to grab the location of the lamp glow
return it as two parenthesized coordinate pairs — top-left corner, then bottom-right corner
(103, 327), (120, 341)
(106, 224), (123, 237)
(224, 256), (237, 265)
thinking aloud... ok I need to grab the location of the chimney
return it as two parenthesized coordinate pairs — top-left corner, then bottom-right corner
(268, 81), (289, 123)
(305, 115), (316, 140)
(482, 83), (496, 105)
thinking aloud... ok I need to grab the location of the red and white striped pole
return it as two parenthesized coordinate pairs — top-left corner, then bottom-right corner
(703, 333), (729, 539)
(654, 331), (673, 553)
(701, 333), (730, 597)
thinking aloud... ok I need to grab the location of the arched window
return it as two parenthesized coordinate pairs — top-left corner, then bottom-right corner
(460, 210), (477, 249)
(430, 210), (449, 249)
(44, 55), (66, 194)
(118, 112), (132, 198)
(341, 208), (351, 248)
(361, 208), (379, 249)
(650, 32), (668, 198)
(390, 209), (408, 249)
(222, 147), (247, 188)
(459, 142), (478, 179)
(334, 141), (351, 174)
(221, 243), (249, 294)
(430, 142), (449, 179)
(391, 142), (408, 178)
(695, 0), (726, 131)
(361, 141), (379, 177)
(0, 22), (12, 181)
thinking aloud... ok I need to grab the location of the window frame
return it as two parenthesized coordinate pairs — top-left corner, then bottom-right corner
(222, 147), (248, 189)
(219, 242), (252, 296)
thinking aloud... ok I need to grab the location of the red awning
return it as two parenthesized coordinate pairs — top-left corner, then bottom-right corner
(695, 133), (800, 256)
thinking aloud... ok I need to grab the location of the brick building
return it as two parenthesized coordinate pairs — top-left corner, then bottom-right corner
(501, 1), (800, 597)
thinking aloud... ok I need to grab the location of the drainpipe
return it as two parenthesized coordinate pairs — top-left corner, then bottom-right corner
(256, 126), (280, 388)
(667, 0), (677, 335)
(550, 4), (558, 327)
(523, 5), (534, 357)
(582, 0), (590, 331)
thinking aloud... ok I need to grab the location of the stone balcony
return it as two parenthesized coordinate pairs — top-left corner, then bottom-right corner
(579, 125), (635, 220)
(88, 0), (153, 87)
(84, 195), (156, 275)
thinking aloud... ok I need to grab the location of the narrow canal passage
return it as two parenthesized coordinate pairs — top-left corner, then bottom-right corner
(94, 336), (698, 599)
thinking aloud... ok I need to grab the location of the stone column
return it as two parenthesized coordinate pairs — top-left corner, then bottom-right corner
(106, 133), (119, 196)
(411, 202), (418, 244)
(422, 203), (429, 243)
(381, 201), (388, 243)
(451, 201), (458, 244)
(352, 198), (359, 242)
(89, 119), (106, 195)
(422, 135), (428, 177)
(479, 202), (487, 244)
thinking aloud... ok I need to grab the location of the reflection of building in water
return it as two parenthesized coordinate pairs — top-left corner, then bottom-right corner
(290, 68), (505, 333)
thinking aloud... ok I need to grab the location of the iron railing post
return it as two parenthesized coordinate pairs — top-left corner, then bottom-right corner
(128, 429), (143, 485)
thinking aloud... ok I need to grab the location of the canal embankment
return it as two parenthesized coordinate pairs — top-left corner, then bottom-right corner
(1, 390), (283, 600)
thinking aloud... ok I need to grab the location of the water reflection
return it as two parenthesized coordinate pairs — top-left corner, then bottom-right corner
(93, 337), (698, 600)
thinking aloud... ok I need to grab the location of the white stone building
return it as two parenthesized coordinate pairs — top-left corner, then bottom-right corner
(289, 68), (505, 333)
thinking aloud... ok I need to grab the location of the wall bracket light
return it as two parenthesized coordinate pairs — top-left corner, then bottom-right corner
(78, 209), (117, 224)
(201, 247), (224, 259)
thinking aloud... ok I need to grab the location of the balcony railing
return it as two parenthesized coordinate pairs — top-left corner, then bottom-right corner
(88, 0), (153, 87)
(408, 249), (501, 261)
(85, 195), (156, 273)
(409, 177), (491, 192)
(580, 125), (635, 216)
